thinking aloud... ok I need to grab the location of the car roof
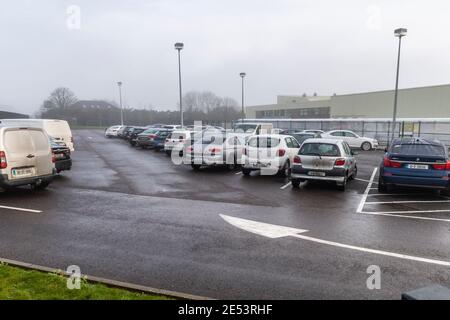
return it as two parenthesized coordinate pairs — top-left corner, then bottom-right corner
(301, 138), (342, 144)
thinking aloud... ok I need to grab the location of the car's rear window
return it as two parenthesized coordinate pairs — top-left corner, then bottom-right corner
(170, 132), (187, 139)
(248, 137), (280, 148)
(300, 143), (341, 157)
(390, 144), (445, 156)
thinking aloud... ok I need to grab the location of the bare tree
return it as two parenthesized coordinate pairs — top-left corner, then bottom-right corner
(41, 87), (77, 111)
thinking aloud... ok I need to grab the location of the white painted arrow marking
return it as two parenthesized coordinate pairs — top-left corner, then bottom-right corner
(220, 214), (308, 238)
(220, 214), (450, 267)
(0, 205), (42, 213)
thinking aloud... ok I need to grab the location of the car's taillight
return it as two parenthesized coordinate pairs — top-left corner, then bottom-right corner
(186, 146), (193, 153)
(334, 158), (346, 166)
(383, 156), (402, 168)
(277, 149), (286, 157)
(293, 155), (301, 164)
(209, 147), (222, 154)
(433, 161), (450, 170)
(0, 151), (7, 169)
(51, 153), (56, 163)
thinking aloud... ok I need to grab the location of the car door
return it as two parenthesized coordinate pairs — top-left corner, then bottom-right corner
(342, 141), (355, 172)
(343, 131), (359, 148)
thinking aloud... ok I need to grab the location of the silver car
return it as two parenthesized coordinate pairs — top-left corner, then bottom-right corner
(290, 138), (357, 191)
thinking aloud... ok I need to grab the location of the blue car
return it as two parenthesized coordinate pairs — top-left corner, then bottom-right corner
(378, 138), (450, 194)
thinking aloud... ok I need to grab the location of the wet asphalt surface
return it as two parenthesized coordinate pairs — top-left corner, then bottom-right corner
(0, 129), (449, 299)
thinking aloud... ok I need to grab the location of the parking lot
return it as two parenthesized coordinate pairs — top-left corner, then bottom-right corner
(0, 129), (449, 299)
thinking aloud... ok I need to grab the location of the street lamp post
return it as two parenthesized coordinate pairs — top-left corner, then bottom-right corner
(390, 28), (407, 146)
(175, 42), (184, 127)
(117, 81), (124, 126)
(239, 72), (246, 120)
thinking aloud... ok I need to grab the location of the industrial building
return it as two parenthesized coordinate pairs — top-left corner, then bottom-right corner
(245, 84), (450, 119)
(0, 110), (29, 119)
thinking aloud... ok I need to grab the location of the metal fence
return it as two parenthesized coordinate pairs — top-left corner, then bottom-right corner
(239, 118), (450, 147)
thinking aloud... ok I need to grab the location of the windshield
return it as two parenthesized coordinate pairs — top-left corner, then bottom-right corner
(300, 143), (341, 157)
(390, 143), (446, 156)
(234, 124), (258, 133)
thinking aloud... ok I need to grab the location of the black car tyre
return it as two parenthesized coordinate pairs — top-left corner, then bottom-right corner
(337, 178), (347, 191)
(291, 179), (300, 188)
(378, 175), (387, 193)
(278, 161), (290, 178)
(33, 181), (50, 191)
(242, 168), (251, 176)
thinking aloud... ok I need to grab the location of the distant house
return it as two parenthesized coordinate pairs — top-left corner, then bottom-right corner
(70, 100), (117, 109)
(0, 111), (29, 119)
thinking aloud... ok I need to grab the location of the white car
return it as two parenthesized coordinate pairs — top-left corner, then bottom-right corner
(164, 130), (192, 156)
(301, 129), (325, 135)
(105, 125), (124, 138)
(186, 133), (245, 170)
(322, 130), (378, 151)
(242, 134), (300, 177)
(0, 126), (55, 191)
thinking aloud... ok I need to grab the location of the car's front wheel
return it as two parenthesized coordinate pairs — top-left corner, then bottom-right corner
(361, 142), (372, 151)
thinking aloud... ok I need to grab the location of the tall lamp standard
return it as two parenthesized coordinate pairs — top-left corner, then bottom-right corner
(117, 81), (124, 126)
(390, 28), (407, 145)
(174, 42), (184, 127)
(239, 72), (246, 120)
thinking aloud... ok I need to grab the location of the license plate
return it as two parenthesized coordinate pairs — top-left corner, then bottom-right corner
(308, 171), (326, 177)
(407, 164), (429, 170)
(12, 168), (34, 178)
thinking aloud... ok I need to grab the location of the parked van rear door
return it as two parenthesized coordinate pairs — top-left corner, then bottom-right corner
(28, 129), (53, 176)
(3, 129), (37, 180)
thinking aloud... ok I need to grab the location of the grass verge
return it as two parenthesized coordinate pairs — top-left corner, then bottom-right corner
(0, 263), (171, 300)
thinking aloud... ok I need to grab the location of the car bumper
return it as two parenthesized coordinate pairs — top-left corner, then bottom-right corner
(0, 171), (56, 188)
(186, 154), (224, 165)
(382, 173), (450, 189)
(291, 166), (347, 183)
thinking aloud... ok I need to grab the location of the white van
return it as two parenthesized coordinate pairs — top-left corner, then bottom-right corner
(0, 119), (74, 151)
(0, 127), (55, 191)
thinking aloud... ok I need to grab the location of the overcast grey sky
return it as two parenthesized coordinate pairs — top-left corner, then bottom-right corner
(1, 0), (450, 115)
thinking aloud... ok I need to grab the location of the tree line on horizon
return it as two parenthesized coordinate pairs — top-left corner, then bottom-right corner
(38, 87), (242, 127)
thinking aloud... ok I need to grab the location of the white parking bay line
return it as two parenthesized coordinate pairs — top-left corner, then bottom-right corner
(361, 211), (450, 223)
(280, 182), (292, 190)
(0, 205), (42, 213)
(366, 200), (450, 205)
(356, 167), (378, 213)
(355, 178), (378, 184)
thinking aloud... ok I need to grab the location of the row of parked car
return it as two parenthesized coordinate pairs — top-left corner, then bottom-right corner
(0, 119), (74, 192)
(106, 123), (376, 191)
(107, 122), (450, 195)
